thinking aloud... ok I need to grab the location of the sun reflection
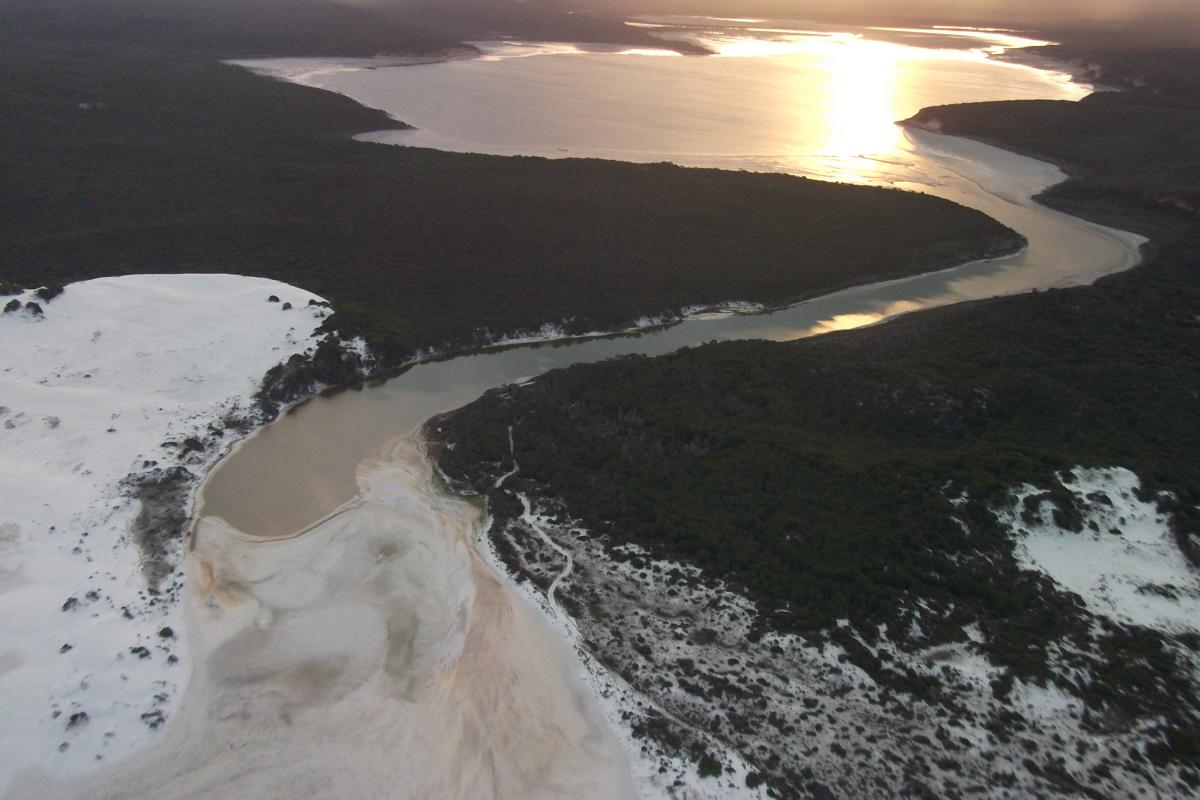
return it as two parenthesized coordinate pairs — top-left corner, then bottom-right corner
(816, 37), (904, 181)
(679, 23), (1079, 184)
(699, 31), (911, 181)
(806, 300), (923, 335)
(811, 311), (884, 332)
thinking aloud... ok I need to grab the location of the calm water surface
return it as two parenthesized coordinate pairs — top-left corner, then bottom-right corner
(247, 21), (1082, 184)
(206, 23), (1144, 537)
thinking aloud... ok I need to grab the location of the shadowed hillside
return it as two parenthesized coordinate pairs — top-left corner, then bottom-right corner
(0, 31), (1018, 362)
(431, 42), (1200, 784)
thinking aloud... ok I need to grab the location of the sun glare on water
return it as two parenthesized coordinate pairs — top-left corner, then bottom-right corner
(698, 33), (916, 180)
(818, 37), (905, 174)
(690, 26), (1066, 183)
(807, 300), (924, 335)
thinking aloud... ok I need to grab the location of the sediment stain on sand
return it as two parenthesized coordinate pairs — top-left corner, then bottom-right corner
(15, 435), (633, 800)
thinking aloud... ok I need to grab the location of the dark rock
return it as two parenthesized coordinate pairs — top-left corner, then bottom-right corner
(61, 597), (79, 612)
(267, 295), (280, 303)
(59, 643), (72, 654)
(256, 336), (370, 418)
(281, 302), (293, 310)
(66, 711), (89, 729)
(35, 285), (64, 302)
(3, 299), (20, 313)
(24, 301), (43, 315)
(158, 626), (174, 639)
(140, 710), (165, 729)
(129, 646), (151, 659)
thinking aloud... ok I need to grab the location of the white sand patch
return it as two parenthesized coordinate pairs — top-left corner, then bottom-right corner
(485, 483), (1200, 796)
(1004, 467), (1200, 633)
(479, 435), (767, 796)
(495, 496), (770, 799)
(11, 437), (634, 799)
(467, 300), (768, 350)
(0, 274), (327, 793)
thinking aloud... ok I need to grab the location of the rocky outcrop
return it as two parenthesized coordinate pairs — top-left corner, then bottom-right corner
(255, 335), (373, 418)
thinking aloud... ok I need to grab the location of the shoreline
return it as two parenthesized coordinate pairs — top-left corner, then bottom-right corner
(9, 28), (1159, 797)
(987, 42), (1115, 92)
(194, 233), (1034, 542)
(191, 106), (1148, 539)
(178, 129), (1146, 797)
(19, 434), (639, 799)
(190, 235), (1037, 544)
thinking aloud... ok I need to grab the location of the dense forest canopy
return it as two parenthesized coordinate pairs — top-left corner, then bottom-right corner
(431, 41), (1200, 767)
(0, 6), (1019, 364)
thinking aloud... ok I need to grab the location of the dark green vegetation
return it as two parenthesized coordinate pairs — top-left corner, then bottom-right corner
(0, 7), (1016, 362)
(0, 0), (460, 58)
(906, 47), (1200, 242)
(433, 45), (1200, 764)
(0, 0), (707, 58)
(436, 224), (1200, 655)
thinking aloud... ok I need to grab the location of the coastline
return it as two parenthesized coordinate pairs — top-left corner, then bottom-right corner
(4, 26), (1164, 798)
(190, 102), (1149, 549)
(181, 131), (1146, 798)
(988, 42), (1117, 92)
(196, 229), (1036, 543)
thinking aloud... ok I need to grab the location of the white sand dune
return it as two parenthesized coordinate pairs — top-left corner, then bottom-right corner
(0, 274), (327, 792)
(12, 437), (634, 800)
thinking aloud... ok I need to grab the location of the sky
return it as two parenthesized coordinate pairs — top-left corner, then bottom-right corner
(378, 0), (1200, 39)
(595, 0), (1199, 24)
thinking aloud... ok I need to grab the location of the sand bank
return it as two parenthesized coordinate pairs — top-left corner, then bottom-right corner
(11, 436), (632, 799)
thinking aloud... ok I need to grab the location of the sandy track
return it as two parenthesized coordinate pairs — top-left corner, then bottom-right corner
(11, 436), (632, 800)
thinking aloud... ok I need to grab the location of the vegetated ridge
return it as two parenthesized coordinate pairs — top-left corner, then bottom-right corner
(1, 8), (1019, 370)
(904, 45), (1200, 244)
(431, 42), (1200, 790)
